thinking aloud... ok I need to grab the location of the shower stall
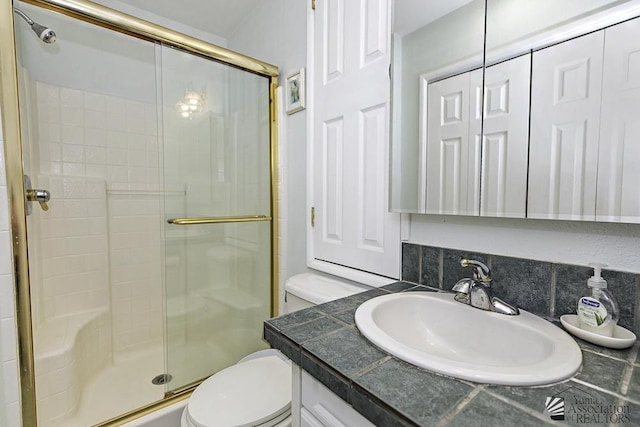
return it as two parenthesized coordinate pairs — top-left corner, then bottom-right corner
(1, 0), (278, 425)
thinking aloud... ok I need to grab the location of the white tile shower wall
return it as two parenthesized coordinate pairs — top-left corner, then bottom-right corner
(33, 81), (164, 357)
(36, 176), (109, 320)
(35, 82), (160, 192)
(30, 174), (112, 423)
(0, 107), (22, 427)
(108, 194), (163, 356)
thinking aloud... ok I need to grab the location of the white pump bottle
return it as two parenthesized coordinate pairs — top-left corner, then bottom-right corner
(577, 263), (619, 337)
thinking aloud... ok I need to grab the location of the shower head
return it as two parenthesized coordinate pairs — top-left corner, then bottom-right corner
(14, 8), (57, 44)
(31, 22), (57, 44)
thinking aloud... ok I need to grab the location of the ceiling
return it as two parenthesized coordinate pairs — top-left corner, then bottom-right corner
(106, 0), (475, 40)
(113, 0), (262, 38)
(395, 0), (476, 36)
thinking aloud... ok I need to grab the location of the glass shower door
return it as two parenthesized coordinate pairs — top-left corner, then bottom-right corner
(13, 4), (166, 425)
(159, 46), (273, 391)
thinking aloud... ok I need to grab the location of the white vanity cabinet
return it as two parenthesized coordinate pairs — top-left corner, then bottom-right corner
(424, 54), (531, 217)
(298, 370), (374, 427)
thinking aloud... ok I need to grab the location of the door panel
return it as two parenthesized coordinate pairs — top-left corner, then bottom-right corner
(160, 46), (272, 391)
(312, 0), (399, 278)
(597, 17), (640, 223)
(322, 118), (344, 244)
(528, 31), (604, 220)
(426, 72), (471, 215)
(479, 54), (531, 218)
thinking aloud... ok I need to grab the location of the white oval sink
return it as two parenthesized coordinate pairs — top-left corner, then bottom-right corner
(355, 292), (582, 386)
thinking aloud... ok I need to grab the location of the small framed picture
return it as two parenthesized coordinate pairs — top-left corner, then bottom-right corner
(285, 68), (306, 114)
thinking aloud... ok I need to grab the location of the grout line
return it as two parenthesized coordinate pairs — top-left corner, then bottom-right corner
(438, 248), (444, 290)
(433, 386), (483, 427)
(418, 245), (423, 285)
(549, 263), (557, 318)
(580, 346), (636, 364)
(296, 323), (354, 346)
(628, 341), (640, 365)
(619, 342), (640, 395)
(482, 388), (559, 424)
(351, 355), (392, 379)
(635, 275), (640, 336)
(572, 378), (640, 407)
(326, 313), (352, 328)
(619, 361), (634, 396)
(278, 311), (338, 332)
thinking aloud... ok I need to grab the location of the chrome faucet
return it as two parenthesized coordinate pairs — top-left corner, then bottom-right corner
(452, 259), (519, 316)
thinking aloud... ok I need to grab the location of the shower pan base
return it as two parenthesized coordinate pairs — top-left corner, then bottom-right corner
(49, 345), (164, 427)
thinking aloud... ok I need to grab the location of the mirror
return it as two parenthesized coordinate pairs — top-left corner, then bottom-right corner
(390, 0), (484, 213)
(486, 0), (640, 222)
(391, 0), (640, 224)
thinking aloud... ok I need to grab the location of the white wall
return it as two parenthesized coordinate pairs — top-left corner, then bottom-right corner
(227, 0), (309, 309)
(409, 215), (640, 273)
(92, 0), (228, 47)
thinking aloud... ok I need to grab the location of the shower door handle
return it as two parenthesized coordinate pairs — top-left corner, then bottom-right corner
(166, 215), (271, 225)
(24, 175), (50, 215)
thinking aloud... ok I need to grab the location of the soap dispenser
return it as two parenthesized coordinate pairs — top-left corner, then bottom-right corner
(577, 263), (619, 337)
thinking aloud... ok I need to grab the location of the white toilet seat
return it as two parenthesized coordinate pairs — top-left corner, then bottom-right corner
(182, 355), (292, 427)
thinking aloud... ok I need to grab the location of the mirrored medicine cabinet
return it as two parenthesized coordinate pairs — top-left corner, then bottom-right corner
(390, 0), (640, 224)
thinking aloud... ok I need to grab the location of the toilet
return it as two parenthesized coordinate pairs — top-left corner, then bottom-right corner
(180, 273), (367, 427)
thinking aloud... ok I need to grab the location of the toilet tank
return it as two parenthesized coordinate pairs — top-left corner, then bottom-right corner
(283, 273), (367, 314)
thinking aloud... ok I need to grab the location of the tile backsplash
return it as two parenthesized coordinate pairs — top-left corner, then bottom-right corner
(402, 243), (640, 333)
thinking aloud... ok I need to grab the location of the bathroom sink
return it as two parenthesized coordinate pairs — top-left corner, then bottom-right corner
(355, 292), (582, 386)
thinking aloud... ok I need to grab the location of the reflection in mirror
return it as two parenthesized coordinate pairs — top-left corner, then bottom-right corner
(479, 53), (530, 218)
(485, 0), (640, 222)
(485, 0), (632, 64)
(391, 0), (640, 222)
(390, 1), (484, 213)
(596, 14), (640, 223)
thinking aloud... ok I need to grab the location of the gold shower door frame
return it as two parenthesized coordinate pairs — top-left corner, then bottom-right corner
(0, 0), (280, 425)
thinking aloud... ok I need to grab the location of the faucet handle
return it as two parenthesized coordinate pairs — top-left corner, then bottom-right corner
(460, 259), (492, 284)
(452, 278), (473, 304)
(452, 278), (472, 294)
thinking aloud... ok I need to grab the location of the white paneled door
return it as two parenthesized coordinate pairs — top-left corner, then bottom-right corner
(424, 54), (530, 218)
(311, 0), (400, 278)
(528, 31), (604, 220)
(597, 17), (640, 223)
(425, 72), (473, 215)
(478, 54), (531, 218)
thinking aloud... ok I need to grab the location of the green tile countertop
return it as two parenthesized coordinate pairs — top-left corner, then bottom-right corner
(263, 282), (640, 426)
